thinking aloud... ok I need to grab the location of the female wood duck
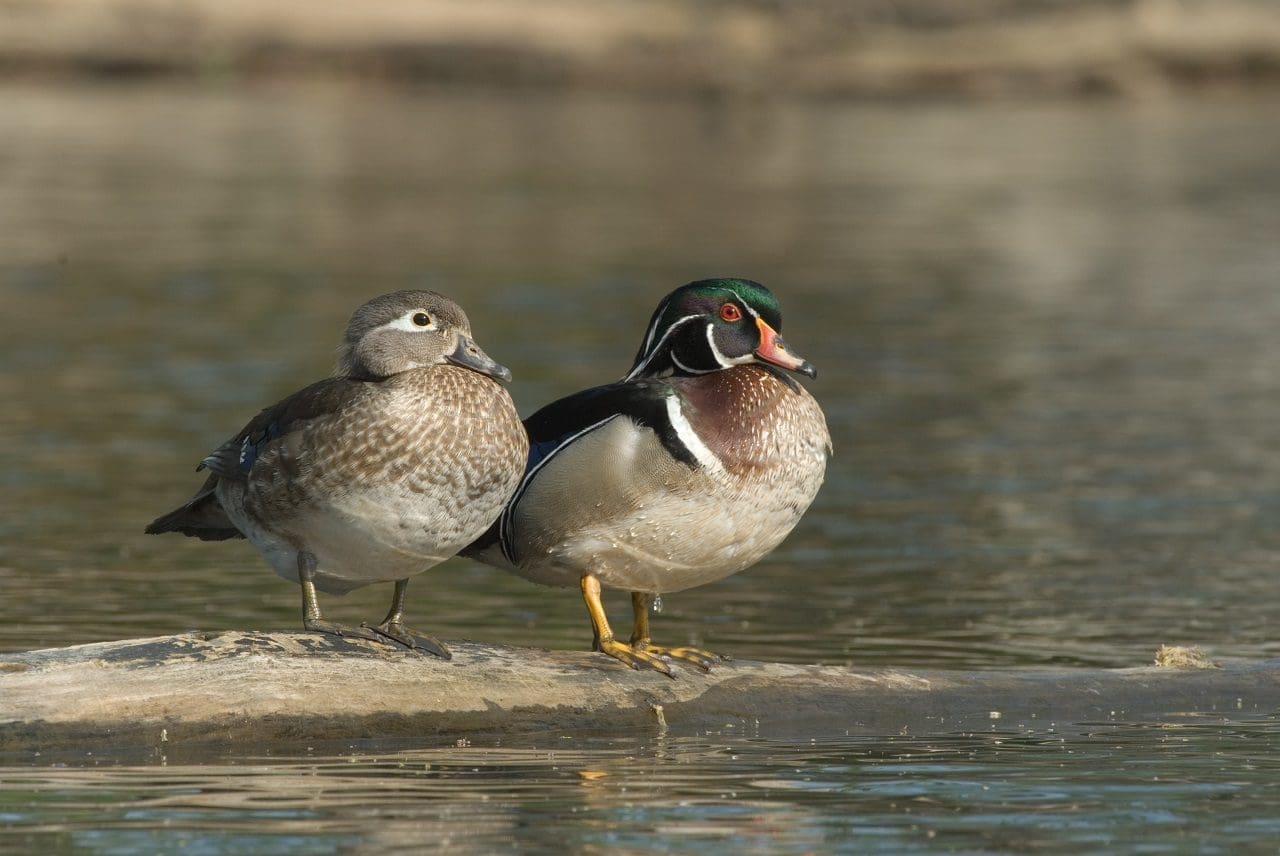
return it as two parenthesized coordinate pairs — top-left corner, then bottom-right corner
(466, 279), (830, 676)
(146, 291), (528, 658)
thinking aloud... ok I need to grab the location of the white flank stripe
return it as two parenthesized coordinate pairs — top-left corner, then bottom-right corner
(665, 395), (725, 475)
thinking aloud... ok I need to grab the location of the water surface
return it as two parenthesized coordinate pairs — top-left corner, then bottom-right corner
(6, 721), (1280, 854)
(3, 81), (1280, 850)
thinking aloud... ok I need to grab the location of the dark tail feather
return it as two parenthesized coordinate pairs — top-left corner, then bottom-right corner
(145, 477), (244, 541)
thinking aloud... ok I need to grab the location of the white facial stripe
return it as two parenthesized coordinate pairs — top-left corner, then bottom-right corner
(378, 310), (437, 333)
(670, 350), (715, 375)
(723, 288), (776, 366)
(640, 294), (674, 354)
(625, 314), (701, 380)
(704, 322), (750, 368)
(731, 291), (760, 320)
(665, 395), (725, 475)
(630, 287), (767, 380)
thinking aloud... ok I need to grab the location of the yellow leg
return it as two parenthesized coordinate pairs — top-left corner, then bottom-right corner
(629, 592), (722, 672)
(581, 575), (673, 677)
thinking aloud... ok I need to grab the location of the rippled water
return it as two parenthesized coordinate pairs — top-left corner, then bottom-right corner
(6, 722), (1280, 854)
(3, 81), (1280, 848)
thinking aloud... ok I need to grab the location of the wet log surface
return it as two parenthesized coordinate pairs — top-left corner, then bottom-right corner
(1, 632), (1273, 751)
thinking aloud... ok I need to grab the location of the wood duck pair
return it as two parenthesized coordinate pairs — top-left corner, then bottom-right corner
(148, 279), (830, 676)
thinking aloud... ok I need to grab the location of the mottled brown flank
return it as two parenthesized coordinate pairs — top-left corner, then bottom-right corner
(244, 365), (526, 549)
(331, 372), (508, 488)
(677, 366), (830, 479)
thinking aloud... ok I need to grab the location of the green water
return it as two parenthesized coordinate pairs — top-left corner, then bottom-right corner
(3, 81), (1280, 850)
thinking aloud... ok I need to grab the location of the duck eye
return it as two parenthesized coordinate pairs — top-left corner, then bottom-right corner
(720, 303), (742, 322)
(412, 312), (432, 328)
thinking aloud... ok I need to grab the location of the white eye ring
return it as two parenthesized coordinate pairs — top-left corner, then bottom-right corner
(382, 310), (437, 333)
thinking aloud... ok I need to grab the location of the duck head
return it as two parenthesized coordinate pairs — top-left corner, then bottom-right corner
(625, 278), (816, 382)
(337, 290), (512, 382)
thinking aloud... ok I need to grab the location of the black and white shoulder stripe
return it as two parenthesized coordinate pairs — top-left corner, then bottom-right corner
(496, 380), (718, 564)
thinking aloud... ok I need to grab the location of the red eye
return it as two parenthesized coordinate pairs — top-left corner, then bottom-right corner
(720, 303), (742, 322)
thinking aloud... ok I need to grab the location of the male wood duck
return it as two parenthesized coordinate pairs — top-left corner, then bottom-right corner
(146, 291), (528, 658)
(466, 278), (831, 676)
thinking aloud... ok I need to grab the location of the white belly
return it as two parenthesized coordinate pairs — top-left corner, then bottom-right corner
(510, 417), (828, 594)
(219, 480), (500, 595)
(525, 491), (808, 593)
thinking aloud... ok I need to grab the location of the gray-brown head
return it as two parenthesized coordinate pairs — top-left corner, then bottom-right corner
(337, 290), (512, 383)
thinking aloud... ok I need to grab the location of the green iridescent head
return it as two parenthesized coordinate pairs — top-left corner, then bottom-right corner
(626, 278), (816, 381)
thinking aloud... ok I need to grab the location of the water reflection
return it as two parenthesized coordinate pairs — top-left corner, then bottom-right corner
(2, 83), (1280, 672)
(5, 722), (1280, 852)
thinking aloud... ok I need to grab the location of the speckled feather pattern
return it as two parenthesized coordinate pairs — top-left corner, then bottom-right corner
(506, 365), (829, 593)
(218, 365), (527, 594)
(679, 365), (830, 482)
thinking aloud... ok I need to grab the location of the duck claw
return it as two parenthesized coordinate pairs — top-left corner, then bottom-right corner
(362, 620), (452, 659)
(303, 618), (386, 646)
(634, 643), (723, 672)
(598, 639), (676, 678)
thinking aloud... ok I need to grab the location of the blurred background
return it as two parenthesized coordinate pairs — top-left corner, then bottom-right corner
(8, 3), (1280, 851)
(3, 0), (1280, 669)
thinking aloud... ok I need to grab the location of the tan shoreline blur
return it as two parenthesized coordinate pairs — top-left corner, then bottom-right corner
(3, 0), (1280, 96)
